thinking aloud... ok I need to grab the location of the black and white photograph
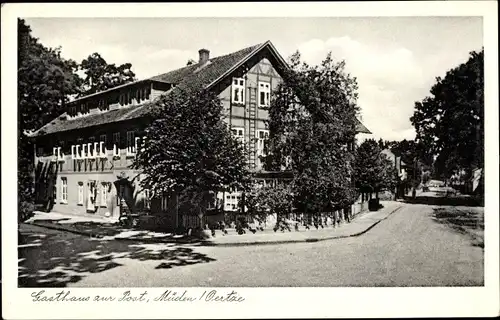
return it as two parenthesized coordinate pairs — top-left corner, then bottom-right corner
(2, 2), (499, 319)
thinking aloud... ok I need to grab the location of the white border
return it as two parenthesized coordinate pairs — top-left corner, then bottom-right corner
(2, 2), (499, 319)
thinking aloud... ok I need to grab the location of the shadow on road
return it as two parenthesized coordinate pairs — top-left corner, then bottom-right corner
(431, 207), (484, 249)
(18, 226), (216, 288)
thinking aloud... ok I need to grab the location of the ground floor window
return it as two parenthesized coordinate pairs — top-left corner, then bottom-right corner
(61, 177), (68, 203)
(77, 182), (84, 205)
(100, 182), (109, 207)
(225, 191), (241, 211)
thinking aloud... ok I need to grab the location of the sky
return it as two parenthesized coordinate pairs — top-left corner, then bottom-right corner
(25, 17), (483, 141)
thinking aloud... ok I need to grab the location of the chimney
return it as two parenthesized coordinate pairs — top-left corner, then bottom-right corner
(198, 48), (210, 65)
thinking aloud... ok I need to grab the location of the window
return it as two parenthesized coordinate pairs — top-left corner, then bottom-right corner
(77, 183), (84, 205)
(225, 190), (241, 211)
(231, 127), (244, 144)
(112, 132), (120, 157)
(258, 82), (271, 107)
(81, 103), (89, 114)
(37, 147), (43, 157)
(61, 178), (68, 203)
(81, 143), (87, 159)
(231, 78), (245, 104)
(100, 182), (108, 207)
(126, 131), (137, 156)
(99, 134), (107, 157)
(98, 99), (108, 110)
(256, 129), (269, 168)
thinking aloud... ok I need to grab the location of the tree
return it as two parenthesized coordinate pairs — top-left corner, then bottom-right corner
(18, 19), (81, 221)
(79, 52), (136, 96)
(355, 139), (397, 199)
(267, 51), (359, 216)
(132, 86), (248, 228)
(411, 49), (484, 179)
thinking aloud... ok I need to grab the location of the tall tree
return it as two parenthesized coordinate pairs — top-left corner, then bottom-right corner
(132, 86), (248, 227)
(18, 19), (81, 220)
(79, 52), (136, 96)
(267, 51), (359, 214)
(355, 139), (398, 198)
(411, 49), (484, 179)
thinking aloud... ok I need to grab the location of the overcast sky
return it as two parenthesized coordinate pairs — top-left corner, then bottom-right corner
(25, 17), (483, 141)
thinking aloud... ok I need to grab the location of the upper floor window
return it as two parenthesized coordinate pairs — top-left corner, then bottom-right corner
(231, 127), (244, 144)
(232, 78), (245, 104)
(113, 132), (121, 157)
(98, 99), (108, 111)
(81, 103), (89, 114)
(69, 106), (77, 117)
(258, 82), (271, 107)
(126, 131), (139, 156)
(37, 147), (43, 157)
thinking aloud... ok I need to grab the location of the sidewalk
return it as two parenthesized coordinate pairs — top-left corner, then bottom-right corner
(24, 201), (403, 246)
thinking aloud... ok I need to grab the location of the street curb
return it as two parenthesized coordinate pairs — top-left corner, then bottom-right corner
(25, 205), (403, 247)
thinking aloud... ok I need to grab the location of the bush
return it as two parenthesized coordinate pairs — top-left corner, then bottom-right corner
(18, 201), (35, 223)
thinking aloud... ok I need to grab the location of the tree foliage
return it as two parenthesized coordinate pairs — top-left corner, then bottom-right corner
(411, 49), (484, 178)
(355, 139), (398, 194)
(18, 19), (81, 220)
(79, 52), (136, 97)
(267, 51), (359, 213)
(132, 86), (248, 215)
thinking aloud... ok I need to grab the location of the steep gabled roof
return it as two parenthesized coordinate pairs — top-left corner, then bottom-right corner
(32, 41), (370, 137)
(33, 42), (278, 137)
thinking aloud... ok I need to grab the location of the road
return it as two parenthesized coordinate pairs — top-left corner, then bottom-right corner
(18, 200), (484, 287)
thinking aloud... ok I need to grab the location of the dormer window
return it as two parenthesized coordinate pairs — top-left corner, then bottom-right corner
(69, 106), (77, 117)
(258, 82), (271, 108)
(232, 78), (245, 104)
(98, 99), (108, 111)
(52, 146), (64, 162)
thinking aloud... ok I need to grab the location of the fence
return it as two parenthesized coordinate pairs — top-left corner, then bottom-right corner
(179, 205), (362, 230)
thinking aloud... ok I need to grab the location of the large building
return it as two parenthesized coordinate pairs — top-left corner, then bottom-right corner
(32, 40), (371, 228)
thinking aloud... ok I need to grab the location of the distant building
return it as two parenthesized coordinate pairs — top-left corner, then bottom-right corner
(381, 148), (407, 198)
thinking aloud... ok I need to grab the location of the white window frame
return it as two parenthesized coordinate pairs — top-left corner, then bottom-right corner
(60, 177), (68, 203)
(224, 190), (241, 211)
(71, 145), (76, 160)
(113, 132), (120, 157)
(258, 81), (271, 107)
(126, 131), (137, 156)
(231, 78), (245, 104)
(99, 134), (107, 157)
(231, 127), (245, 145)
(77, 183), (84, 205)
(81, 143), (87, 159)
(52, 147), (58, 162)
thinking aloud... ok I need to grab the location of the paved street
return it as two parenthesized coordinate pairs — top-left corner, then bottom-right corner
(19, 198), (483, 287)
